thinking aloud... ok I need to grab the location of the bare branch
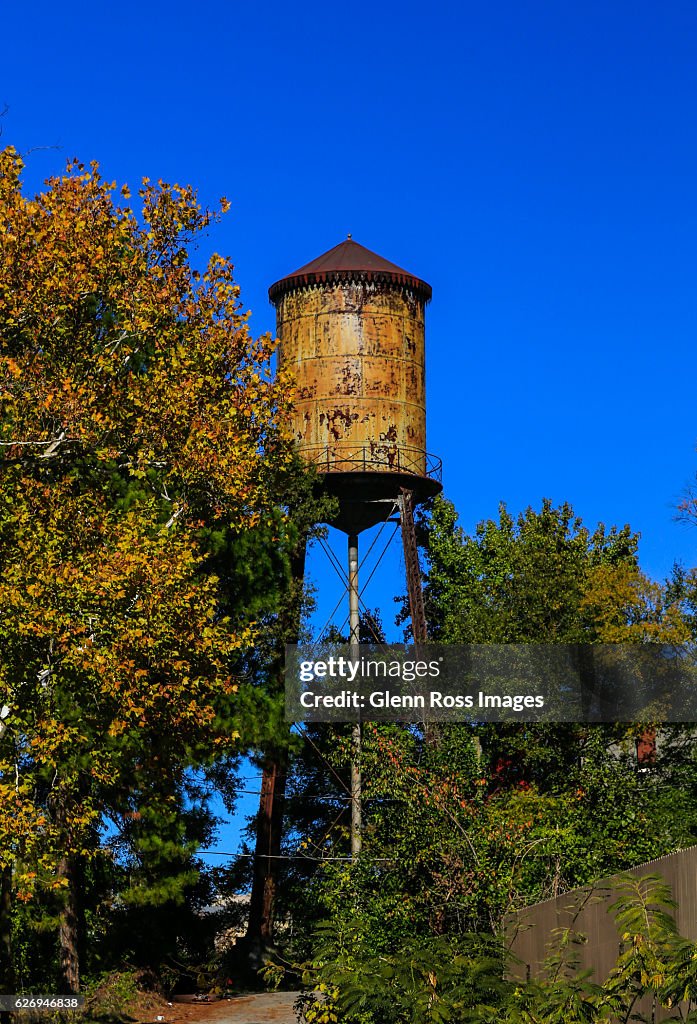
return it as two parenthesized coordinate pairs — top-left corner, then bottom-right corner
(0, 430), (75, 459)
(675, 481), (697, 526)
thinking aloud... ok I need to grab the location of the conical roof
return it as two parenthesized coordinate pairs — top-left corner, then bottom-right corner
(268, 237), (432, 302)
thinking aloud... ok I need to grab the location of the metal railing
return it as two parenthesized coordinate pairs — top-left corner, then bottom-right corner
(299, 443), (442, 483)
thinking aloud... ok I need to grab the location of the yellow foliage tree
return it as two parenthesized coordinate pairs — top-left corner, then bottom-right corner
(0, 146), (294, 990)
(580, 562), (690, 644)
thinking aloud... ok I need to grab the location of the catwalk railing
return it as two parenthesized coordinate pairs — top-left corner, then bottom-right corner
(301, 443), (442, 482)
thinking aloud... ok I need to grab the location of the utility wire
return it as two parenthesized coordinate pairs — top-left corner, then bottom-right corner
(235, 788), (350, 800)
(200, 851), (394, 862)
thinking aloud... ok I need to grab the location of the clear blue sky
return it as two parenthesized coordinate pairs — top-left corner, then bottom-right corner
(6, 0), (697, 852)
(5, 0), (697, 580)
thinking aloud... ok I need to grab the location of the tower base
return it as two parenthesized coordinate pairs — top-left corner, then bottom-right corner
(317, 471), (442, 533)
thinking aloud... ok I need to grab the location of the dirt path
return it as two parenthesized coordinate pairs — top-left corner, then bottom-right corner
(167, 992), (299, 1024)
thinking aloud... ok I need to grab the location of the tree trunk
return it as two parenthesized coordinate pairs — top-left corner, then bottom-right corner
(57, 853), (80, 994)
(50, 786), (84, 994)
(0, 863), (14, 1023)
(245, 753), (288, 957)
(244, 539), (306, 960)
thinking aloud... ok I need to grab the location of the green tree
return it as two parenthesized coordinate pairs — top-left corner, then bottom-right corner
(274, 495), (697, 1024)
(417, 496), (640, 644)
(0, 146), (298, 991)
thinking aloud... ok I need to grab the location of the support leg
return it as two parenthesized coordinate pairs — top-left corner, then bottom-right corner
(348, 534), (362, 860)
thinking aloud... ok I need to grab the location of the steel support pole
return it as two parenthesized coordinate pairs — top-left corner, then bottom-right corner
(348, 533), (362, 860)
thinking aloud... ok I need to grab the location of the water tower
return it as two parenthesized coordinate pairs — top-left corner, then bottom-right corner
(270, 237), (442, 859)
(269, 236), (442, 537)
(241, 239), (443, 961)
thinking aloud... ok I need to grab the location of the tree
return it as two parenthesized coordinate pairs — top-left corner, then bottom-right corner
(239, 473), (337, 969)
(269, 495), (697, 1023)
(417, 496), (641, 644)
(0, 146), (296, 990)
(416, 495), (691, 786)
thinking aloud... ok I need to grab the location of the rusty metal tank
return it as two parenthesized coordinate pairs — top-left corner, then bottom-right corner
(269, 237), (442, 532)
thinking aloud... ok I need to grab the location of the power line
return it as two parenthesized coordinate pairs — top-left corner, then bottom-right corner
(200, 850), (394, 862)
(234, 788), (351, 801)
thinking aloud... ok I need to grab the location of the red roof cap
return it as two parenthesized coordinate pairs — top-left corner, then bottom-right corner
(269, 238), (432, 303)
